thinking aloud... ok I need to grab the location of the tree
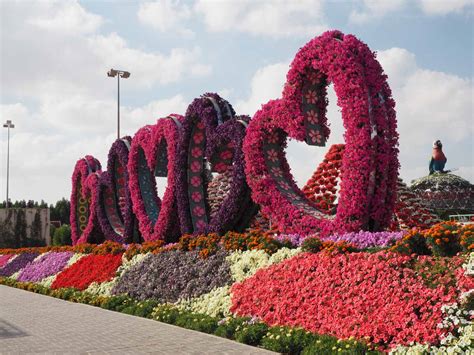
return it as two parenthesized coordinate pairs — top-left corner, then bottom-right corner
(52, 224), (72, 246)
(50, 198), (70, 225)
(29, 209), (45, 247)
(13, 209), (27, 247)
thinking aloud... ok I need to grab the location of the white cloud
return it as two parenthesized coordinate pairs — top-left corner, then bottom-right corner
(28, 0), (103, 34)
(377, 47), (473, 183)
(235, 62), (289, 115)
(137, 0), (194, 37)
(0, 1), (211, 101)
(418, 0), (473, 15)
(349, 0), (406, 24)
(349, 0), (473, 23)
(195, 0), (327, 38)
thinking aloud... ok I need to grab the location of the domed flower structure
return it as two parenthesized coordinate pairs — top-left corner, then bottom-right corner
(410, 173), (474, 216)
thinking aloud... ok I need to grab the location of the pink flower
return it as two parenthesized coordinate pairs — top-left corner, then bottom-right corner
(193, 206), (205, 217)
(305, 90), (318, 104)
(191, 192), (202, 202)
(191, 147), (203, 158)
(193, 131), (205, 144)
(190, 176), (201, 187)
(306, 110), (318, 124)
(266, 149), (279, 163)
(191, 161), (202, 173)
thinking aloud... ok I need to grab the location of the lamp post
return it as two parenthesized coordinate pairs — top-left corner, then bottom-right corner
(107, 69), (130, 139)
(3, 120), (14, 209)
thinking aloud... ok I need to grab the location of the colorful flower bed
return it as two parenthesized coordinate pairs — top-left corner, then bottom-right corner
(230, 251), (471, 350)
(17, 252), (73, 282)
(0, 225), (472, 353)
(0, 254), (15, 268)
(0, 252), (38, 277)
(51, 253), (123, 290)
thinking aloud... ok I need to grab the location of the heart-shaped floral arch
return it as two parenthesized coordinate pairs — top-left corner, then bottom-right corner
(243, 30), (399, 236)
(128, 115), (183, 242)
(175, 93), (255, 234)
(97, 137), (135, 243)
(70, 156), (104, 245)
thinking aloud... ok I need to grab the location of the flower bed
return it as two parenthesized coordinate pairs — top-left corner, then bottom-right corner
(231, 251), (470, 350)
(51, 253), (123, 290)
(0, 254), (15, 268)
(17, 252), (73, 282)
(112, 250), (231, 301)
(0, 252), (38, 277)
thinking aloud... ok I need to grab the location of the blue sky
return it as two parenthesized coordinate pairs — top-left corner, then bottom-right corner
(0, 0), (473, 203)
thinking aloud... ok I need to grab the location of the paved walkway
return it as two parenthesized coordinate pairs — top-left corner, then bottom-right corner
(0, 285), (275, 354)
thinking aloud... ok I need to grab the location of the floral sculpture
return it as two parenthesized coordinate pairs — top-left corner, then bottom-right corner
(128, 115), (183, 242)
(303, 144), (438, 229)
(176, 93), (254, 235)
(302, 144), (344, 213)
(97, 137), (135, 243)
(243, 30), (399, 236)
(70, 156), (104, 245)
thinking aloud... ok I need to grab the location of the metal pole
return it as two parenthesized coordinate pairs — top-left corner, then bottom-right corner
(117, 74), (120, 139)
(6, 125), (10, 209)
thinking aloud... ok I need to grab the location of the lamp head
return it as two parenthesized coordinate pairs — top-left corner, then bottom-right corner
(120, 71), (130, 78)
(107, 69), (118, 77)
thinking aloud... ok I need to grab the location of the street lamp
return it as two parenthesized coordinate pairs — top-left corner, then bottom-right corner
(3, 120), (14, 209)
(107, 68), (131, 139)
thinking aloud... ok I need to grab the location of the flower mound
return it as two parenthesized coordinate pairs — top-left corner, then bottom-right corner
(51, 253), (122, 290)
(112, 250), (231, 301)
(231, 252), (466, 349)
(17, 252), (73, 282)
(0, 253), (38, 277)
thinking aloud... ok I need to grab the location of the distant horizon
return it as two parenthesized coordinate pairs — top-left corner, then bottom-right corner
(1, 0), (473, 203)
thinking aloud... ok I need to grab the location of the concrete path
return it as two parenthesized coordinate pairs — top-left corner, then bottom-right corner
(0, 285), (275, 354)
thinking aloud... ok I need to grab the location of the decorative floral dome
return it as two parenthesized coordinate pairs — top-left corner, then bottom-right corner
(410, 173), (474, 214)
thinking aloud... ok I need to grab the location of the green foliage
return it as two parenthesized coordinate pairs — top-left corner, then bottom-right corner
(301, 237), (323, 253)
(49, 198), (70, 225)
(14, 209), (27, 247)
(390, 230), (431, 255)
(214, 317), (249, 339)
(261, 326), (315, 353)
(301, 335), (374, 354)
(234, 322), (269, 346)
(175, 312), (218, 334)
(52, 224), (72, 246)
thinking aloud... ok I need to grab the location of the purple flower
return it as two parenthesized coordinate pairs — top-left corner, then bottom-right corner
(17, 252), (73, 282)
(322, 231), (406, 249)
(0, 253), (39, 277)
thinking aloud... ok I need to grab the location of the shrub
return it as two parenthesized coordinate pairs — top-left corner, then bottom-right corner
(423, 222), (462, 257)
(234, 322), (269, 346)
(459, 224), (474, 252)
(301, 335), (373, 354)
(52, 225), (72, 246)
(260, 326), (316, 354)
(390, 229), (431, 255)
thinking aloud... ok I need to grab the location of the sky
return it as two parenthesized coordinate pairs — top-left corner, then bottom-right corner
(0, 0), (473, 204)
